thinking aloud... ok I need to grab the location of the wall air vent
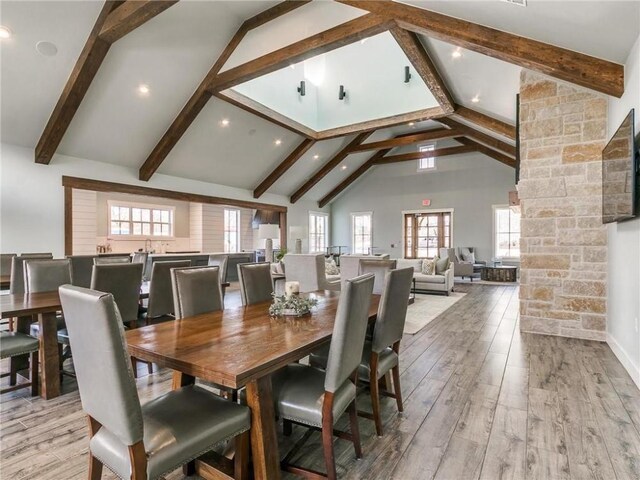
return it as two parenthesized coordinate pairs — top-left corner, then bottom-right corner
(502, 0), (527, 6)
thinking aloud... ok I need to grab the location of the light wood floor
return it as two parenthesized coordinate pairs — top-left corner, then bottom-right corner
(2, 284), (640, 480)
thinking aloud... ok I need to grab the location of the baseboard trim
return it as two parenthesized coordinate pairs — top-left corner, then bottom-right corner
(607, 333), (640, 389)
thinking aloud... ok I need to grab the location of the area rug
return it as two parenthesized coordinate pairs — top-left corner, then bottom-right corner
(404, 292), (467, 335)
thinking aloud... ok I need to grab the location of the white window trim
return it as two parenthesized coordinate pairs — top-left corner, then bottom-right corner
(308, 211), (329, 254)
(350, 211), (373, 255)
(417, 142), (437, 172)
(492, 204), (521, 262)
(107, 200), (175, 240)
(401, 208), (454, 259)
(224, 208), (241, 253)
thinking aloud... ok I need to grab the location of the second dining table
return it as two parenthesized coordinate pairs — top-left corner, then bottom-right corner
(125, 290), (380, 480)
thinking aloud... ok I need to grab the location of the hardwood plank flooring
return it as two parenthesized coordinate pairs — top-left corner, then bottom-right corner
(1, 284), (639, 480)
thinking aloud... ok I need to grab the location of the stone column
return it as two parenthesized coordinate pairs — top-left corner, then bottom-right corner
(518, 71), (608, 341)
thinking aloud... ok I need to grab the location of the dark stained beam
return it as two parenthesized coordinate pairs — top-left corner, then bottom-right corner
(390, 27), (454, 113)
(98, 0), (178, 43)
(340, 1), (624, 97)
(348, 127), (460, 153)
(253, 139), (316, 198)
(139, 1), (311, 181)
(373, 144), (476, 165)
(290, 132), (373, 204)
(454, 105), (516, 141)
(35, 1), (121, 164)
(318, 149), (389, 208)
(456, 137), (517, 168)
(209, 14), (393, 92)
(438, 117), (516, 157)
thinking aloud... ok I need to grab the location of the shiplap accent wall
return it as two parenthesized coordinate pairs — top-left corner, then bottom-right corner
(72, 189), (97, 255)
(190, 203), (255, 253)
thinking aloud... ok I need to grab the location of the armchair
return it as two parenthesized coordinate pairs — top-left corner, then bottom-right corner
(282, 254), (340, 292)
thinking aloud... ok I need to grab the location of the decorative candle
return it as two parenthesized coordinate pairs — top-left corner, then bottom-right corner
(285, 281), (300, 297)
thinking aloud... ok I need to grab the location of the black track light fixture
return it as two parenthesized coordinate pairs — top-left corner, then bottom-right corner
(297, 80), (306, 96)
(338, 85), (347, 100)
(404, 66), (412, 83)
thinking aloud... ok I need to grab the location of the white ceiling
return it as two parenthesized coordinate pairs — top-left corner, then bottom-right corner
(1, 1), (638, 204)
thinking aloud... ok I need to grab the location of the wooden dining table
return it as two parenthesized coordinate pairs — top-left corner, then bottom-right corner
(0, 274), (10, 289)
(125, 290), (380, 480)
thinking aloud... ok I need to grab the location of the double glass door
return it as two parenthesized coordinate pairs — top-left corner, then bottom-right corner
(404, 212), (451, 259)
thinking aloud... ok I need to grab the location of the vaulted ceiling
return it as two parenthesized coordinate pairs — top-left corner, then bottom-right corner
(1, 1), (638, 205)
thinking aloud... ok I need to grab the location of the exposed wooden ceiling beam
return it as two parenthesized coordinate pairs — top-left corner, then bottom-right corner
(209, 14), (393, 93)
(318, 149), (389, 208)
(98, 0), (179, 43)
(253, 139), (316, 198)
(348, 127), (460, 153)
(390, 27), (454, 113)
(456, 137), (517, 168)
(454, 105), (516, 141)
(340, 1), (624, 97)
(290, 131), (373, 204)
(138, 1), (310, 181)
(438, 117), (516, 157)
(373, 144), (476, 165)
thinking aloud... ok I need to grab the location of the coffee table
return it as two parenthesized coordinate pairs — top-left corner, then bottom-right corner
(481, 265), (518, 282)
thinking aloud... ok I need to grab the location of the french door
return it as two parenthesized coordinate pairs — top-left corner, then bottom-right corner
(404, 212), (452, 259)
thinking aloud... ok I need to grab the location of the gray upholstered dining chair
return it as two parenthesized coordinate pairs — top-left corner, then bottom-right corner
(132, 252), (148, 280)
(58, 285), (251, 480)
(9, 253), (53, 294)
(237, 262), (273, 306)
(0, 253), (16, 277)
(208, 254), (229, 283)
(94, 256), (131, 265)
(275, 273), (375, 480)
(309, 267), (413, 437)
(1, 331), (39, 396)
(359, 259), (397, 295)
(171, 266), (223, 319)
(146, 260), (191, 321)
(21, 252), (53, 257)
(68, 255), (96, 288)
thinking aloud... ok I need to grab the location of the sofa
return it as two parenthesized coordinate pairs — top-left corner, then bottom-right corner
(395, 258), (454, 295)
(282, 254), (341, 292)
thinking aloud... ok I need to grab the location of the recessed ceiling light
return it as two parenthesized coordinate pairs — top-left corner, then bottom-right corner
(0, 26), (12, 39)
(408, 122), (415, 126)
(313, 154), (319, 159)
(341, 165), (347, 170)
(274, 139), (282, 146)
(452, 48), (462, 59)
(360, 38), (368, 45)
(36, 41), (58, 57)
(137, 84), (150, 96)
(471, 95), (480, 103)
(220, 118), (230, 127)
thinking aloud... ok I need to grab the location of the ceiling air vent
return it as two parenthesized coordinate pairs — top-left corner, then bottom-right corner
(502, 0), (527, 6)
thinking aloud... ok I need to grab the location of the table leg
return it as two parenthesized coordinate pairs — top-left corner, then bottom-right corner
(246, 375), (281, 480)
(38, 312), (61, 399)
(172, 371), (195, 390)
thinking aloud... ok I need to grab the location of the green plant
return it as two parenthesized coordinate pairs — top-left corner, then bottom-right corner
(275, 248), (288, 262)
(269, 293), (319, 317)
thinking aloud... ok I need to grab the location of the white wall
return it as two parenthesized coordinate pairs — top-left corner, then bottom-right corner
(0, 143), (328, 257)
(329, 150), (516, 261)
(607, 32), (640, 388)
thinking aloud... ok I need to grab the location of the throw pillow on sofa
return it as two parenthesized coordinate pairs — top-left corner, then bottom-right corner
(422, 258), (436, 275)
(462, 252), (475, 263)
(435, 256), (450, 274)
(325, 258), (340, 276)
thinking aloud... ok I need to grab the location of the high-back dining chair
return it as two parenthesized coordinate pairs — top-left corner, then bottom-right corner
(58, 285), (251, 480)
(68, 255), (97, 288)
(9, 253), (53, 294)
(91, 263), (143, 327)
(94, 256), (131, 265)
(237, 262), (273, 306)
(146, 260), (191, 320)
(25, 259), (72, 293)
(359, 259), (397, 295)
(171, 266), (223, 319)
(275, 274), (375, 480)
(360, 267), (413, 436)
(131, 252), (148, 279)
(21, 252), (53, 257)
(0, 253), (16, 278)
(208, 254), (228, 283)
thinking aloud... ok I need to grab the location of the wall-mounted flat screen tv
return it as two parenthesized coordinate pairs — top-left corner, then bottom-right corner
(602, 109), (638, 224)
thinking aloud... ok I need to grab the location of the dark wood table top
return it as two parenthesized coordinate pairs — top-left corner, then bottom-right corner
(126, 291), (380, 389)
(1, 291), (62, 317)
(0, 274), (10, 289)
